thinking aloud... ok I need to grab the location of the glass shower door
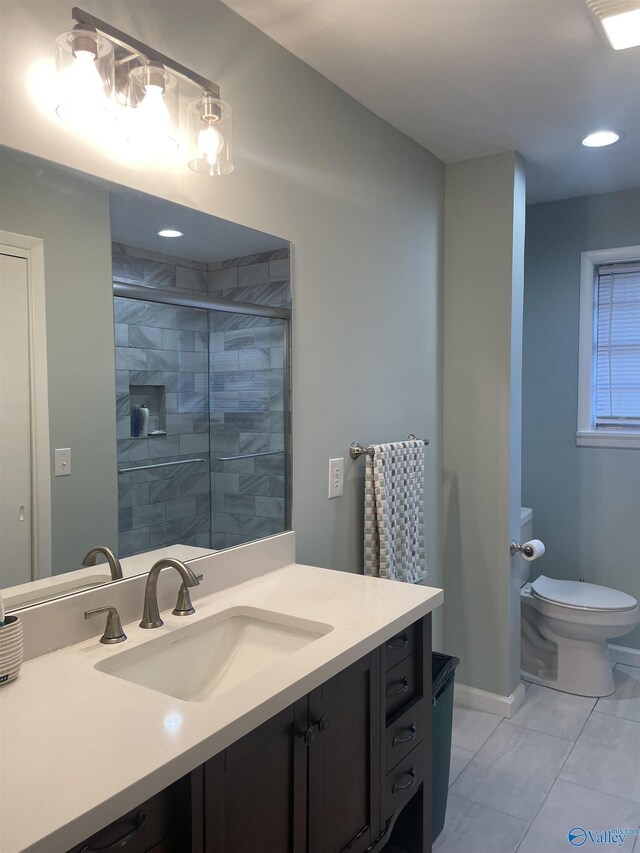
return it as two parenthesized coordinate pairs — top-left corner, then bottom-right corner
(114, 295), (212, 557)
(114, 291), (290, 557)
(209, 311), (289, 549)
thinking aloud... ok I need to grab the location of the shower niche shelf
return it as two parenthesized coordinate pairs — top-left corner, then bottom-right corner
(129, 384), (166, 437)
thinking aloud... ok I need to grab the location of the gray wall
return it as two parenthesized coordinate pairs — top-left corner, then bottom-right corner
(443, 152), (526, 697)
(523, 188), (640, 650)
(0, 153), (118, 573)
(0, 1), (445, 630)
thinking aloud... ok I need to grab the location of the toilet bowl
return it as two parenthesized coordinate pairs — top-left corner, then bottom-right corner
(519, 508), (640, 697)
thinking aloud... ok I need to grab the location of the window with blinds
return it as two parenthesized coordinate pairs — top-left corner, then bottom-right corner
(595, 260), (640, 429)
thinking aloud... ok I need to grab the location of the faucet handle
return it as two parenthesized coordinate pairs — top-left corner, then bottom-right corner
(172, 574), (203, 617)
(85, 606), (127, 644)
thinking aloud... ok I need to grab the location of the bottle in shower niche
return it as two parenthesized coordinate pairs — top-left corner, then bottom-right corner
(140, 403), (150, 437)
(130, 404), (141, 438)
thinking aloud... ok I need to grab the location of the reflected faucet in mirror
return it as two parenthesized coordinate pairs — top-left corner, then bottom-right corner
(140, 559), (201, 629)
(81, 546), (123, 581)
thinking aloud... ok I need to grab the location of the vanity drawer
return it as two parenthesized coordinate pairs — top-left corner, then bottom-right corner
(386, 698), (427, 772)
(67, 784), (183, 853)
(385, 655), (418, 719)
(384, 623), (417, 671)
(383, 740), (426, 819)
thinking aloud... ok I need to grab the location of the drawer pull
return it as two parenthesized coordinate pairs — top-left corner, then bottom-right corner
(386, 634), (409, 650)
(79, 811), (146, 852)
(392, 769), (416, 795)
(304, 725), (317, 746)
(386, 676), (409, 697)
(392, 723), (417, 747)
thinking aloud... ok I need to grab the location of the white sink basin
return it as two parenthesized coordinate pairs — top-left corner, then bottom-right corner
(95, 606), (333, 702)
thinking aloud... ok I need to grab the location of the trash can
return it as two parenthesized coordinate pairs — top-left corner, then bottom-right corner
(432, 652), (460, 842)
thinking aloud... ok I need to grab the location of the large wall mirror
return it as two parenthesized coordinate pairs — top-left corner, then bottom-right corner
(0, 145), (292, 611)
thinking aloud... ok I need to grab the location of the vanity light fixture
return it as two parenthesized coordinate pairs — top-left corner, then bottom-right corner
(55, 24), (115, 124)
(158, 229), (184, 238)
(127, 62), (179, 152)
(55, 8), (234, 175)
(581, 129), (621, 147)
(188, 93), (234, 176)
(586, 0), (640, 50)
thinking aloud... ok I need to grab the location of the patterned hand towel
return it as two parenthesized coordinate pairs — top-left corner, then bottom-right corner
(363, 439), (426, 583)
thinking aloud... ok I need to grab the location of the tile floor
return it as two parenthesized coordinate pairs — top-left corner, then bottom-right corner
(434, 663), (640, 853)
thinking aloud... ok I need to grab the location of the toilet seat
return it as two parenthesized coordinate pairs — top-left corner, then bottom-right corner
(531, 575), (637, 612)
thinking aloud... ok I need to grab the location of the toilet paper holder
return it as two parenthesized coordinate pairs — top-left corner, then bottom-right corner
(510, 540), (534, 558)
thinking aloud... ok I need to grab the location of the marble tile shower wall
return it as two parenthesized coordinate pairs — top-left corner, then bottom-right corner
(112, 242), (208, 294)
(207, 248), (291, 309)
(112, 244), (290, 555)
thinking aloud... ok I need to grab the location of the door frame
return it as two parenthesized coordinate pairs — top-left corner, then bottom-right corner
(1, 230), (51, 579)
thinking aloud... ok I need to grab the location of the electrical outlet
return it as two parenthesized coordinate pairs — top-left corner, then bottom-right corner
(328, 457), (344, 499)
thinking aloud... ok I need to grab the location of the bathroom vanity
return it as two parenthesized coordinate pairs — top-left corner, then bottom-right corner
(0, 534), (442, 853)
(68, 616), (430, 853)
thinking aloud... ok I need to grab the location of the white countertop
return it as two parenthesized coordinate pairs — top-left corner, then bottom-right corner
(0, 561), (442, 853)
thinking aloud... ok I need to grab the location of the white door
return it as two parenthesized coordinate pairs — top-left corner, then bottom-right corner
(0, 252), (32, 586)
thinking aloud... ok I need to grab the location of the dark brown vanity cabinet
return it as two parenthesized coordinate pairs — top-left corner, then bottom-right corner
(203, 652), (381, 853)
(203, 700), (308, 853)
(202, 615), (432, 853)
(68, 615), (432, 853)
(306, 652), (381, 853)
(380, 617), (432, 853)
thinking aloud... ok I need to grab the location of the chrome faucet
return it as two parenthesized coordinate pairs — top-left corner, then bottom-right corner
(140, 558), (200, 629)
(82, 545), (123, 580)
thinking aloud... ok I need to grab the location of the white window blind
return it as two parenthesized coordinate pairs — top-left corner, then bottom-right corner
(595, 260), (640, 428)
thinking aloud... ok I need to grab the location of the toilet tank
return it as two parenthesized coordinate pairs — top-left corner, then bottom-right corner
(518, 507), (534, 586)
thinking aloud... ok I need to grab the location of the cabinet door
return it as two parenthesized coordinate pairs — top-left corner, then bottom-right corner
(307, 651), (382, 853)
(204, 701), (307, 853)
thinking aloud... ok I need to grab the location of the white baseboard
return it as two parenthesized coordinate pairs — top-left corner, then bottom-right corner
(454, 681), (526, 718)
(609, 643), (640, 668)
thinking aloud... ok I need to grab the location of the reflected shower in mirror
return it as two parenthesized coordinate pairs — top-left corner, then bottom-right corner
(0, 145), (292, 611)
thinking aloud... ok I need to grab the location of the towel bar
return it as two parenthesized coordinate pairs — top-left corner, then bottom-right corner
(349, 434), (429, 460)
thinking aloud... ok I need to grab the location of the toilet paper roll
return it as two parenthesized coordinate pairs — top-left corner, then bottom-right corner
(522, 539), (545, 561)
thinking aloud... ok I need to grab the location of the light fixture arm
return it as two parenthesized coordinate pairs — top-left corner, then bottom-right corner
(71, 7), (221, 98)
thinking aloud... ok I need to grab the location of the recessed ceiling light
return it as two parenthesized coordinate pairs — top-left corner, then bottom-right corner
(581, 130), (620, 147)
(586, 1), (640, 50)
(157, 229), (184, 238)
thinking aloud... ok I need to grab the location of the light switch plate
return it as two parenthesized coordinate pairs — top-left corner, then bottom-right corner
(328, 457), (344, 499)
(55, 448), (71, 477)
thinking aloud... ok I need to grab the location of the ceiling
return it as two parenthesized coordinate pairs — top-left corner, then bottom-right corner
(110, 189), (289, 262)
(223, 0), (640, 204)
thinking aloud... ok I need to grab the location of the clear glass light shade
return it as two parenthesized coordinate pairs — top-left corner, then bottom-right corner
(55, 28), (114, 125)
(187, 95), (234, 176)
(127, 64), (179, 152)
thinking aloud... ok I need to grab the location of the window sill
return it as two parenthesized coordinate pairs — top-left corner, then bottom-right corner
(576, 430), (640, 449)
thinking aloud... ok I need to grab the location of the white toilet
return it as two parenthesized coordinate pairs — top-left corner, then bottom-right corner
(519, 507), (639, 697)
